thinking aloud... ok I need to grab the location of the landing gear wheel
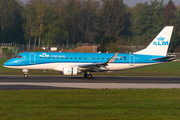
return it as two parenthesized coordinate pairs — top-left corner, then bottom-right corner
(24, 74), (28, 78)
(84, 71), (92, 78)
(84, 74), (92, 78)
(87, 74), (92, 79)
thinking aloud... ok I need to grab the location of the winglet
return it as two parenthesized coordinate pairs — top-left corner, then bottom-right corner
(107, 53), (118, 63)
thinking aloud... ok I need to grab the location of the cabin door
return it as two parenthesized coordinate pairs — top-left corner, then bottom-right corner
(129, 55), (135, 66)
(29, 53), (35, 64)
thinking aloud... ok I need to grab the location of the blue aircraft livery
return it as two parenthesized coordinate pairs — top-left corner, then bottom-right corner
(3, 26), (175, 78)
(157, 36), (165, 41)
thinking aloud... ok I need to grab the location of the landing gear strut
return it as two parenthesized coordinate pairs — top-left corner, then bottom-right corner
(23, 69), (29, 78)
(84, 72), (92, 78)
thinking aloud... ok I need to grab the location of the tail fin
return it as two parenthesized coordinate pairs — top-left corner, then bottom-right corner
(134, 26), (174, 56)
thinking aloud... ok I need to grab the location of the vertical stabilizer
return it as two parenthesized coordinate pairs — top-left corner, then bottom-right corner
(134, 26), (174, 56)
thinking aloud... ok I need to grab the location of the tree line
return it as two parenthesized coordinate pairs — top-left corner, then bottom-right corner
(0, 0), (180, 52)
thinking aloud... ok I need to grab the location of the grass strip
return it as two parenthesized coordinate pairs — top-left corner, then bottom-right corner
(0, 89), (180, 119)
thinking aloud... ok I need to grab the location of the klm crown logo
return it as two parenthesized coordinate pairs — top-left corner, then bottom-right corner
(153, 36), (168, 46)
(39, 53), (49, 57)
(157, 36), (165, 41)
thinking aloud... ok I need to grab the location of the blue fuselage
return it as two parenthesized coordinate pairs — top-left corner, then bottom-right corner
(3, 52), (166, 67)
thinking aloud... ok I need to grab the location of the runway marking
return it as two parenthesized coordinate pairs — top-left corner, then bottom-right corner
(0, 82), (180, 89)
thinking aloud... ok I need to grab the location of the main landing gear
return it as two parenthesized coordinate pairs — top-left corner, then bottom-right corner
(84, 72), (92, 78)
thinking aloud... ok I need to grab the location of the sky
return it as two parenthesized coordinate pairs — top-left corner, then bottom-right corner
(19, 0), (180, 7)
(124, 0), (180, 7)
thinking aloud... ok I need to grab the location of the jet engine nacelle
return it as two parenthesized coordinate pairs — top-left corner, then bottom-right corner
(63, 67), (81, 75)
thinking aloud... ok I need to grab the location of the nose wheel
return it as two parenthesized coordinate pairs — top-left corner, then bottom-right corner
(23, 69), (29, 78)
(84, 72), (92, 78)
(24, 74), (28, 78)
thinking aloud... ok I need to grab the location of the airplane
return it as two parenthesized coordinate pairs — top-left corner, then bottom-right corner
(3, 26), (176, 78)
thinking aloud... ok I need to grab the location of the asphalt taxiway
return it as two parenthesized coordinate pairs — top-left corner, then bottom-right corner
(0, 76), (180, 90)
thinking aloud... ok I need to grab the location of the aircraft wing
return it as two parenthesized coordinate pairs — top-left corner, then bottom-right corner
(77, 53), (118, 72)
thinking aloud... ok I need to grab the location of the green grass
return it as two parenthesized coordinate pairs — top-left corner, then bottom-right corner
(1, 89), (180, 119)
(1, 58), (180, 76)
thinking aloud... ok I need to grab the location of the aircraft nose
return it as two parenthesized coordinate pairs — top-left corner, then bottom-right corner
(3, 60), (11, 67)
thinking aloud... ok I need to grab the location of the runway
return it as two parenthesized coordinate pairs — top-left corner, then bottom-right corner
(0, 76), (180, 90)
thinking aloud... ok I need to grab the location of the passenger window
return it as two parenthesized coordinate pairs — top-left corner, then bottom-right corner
(49, 57), (50, 59)
(57, 57), (59, 59)
(116, 58), (117, 60)
(66, 57), (68, 59)
(62, 57), (63, 59)
(102, 58), (104, 60)
(97, 58), (99, 60)
(89, 58), (91, 60)
(120, 58), (122, 60)
(93, 58), (95, 60)
(53, 57), (55, 59)
(79, 58), (81, 60)
(107, 58), (109, 60)
(40, 57), (41, 59)
(75, 58), (77, 59)
(84, 58), (86, 60)
(71, 57), (72, 59)
(44, 57), (46, 59)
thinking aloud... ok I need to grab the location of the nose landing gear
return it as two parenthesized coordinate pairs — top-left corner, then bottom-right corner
(23, 69), (28, 78)
(24, 74), (28, 78)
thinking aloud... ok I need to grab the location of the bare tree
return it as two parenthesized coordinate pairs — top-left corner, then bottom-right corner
(22, 3), (35, 51)
(80, 0), (100, 43)
(65, 0), (82, 44)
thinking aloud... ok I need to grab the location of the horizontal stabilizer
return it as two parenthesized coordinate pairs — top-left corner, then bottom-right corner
(150, 55), (176, 61)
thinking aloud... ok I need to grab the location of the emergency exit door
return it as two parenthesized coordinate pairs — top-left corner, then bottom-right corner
(29, 53), (35, 64)
(129, 55), (135, 66)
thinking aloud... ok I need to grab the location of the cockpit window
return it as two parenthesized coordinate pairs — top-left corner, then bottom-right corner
(18, 56), (22, 58)
(14, 55), (22, 59)
(14, 55), (18, 58)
